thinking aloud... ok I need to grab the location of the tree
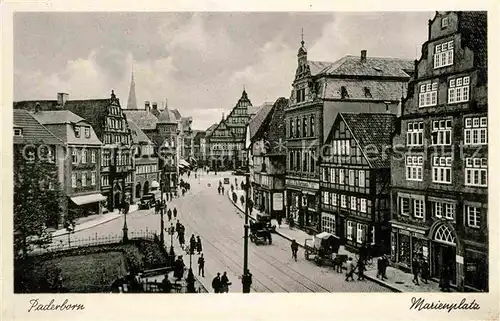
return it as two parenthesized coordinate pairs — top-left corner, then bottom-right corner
(13, 144), (64, 258)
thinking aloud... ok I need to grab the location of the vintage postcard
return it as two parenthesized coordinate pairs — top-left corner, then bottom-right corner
(1, 1), (499, 320)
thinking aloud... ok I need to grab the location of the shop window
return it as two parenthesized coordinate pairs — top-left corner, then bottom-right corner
(464, 251), (488, 291)
(398, 233), (411, 266)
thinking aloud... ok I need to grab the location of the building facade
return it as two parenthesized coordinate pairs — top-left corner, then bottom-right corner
(193, 131), (207, 167)
(320, 113), (395, 253)
(32, 111), (105, 219)
(207, 90), (252, 170)
(247, 98), (288, 219)
(389, 11), (487, 292)
(285, 39), (413, 233)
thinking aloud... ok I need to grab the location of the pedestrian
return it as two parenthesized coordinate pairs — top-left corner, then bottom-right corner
(167, 208), (172, 221)
(421, 258), (429, 284)
(218, 186), (221, 195)
(357, 259), (366, 281)
(220, 271), (230, 293)
(221, 186), (225, 195)
(376, 257), (384, 279)
(277, 215), (282, 228)
(175, 220), (181, 235)
(196, 235), (203, 254)
(173, 207), (177, 219)
(291, 240), (299, 261)
(189, 234), (196, 255)
(155, 200), (160, 215)
(174, 256), (185, 280)
(380, 254), (389, 280)
(345, 257), (355, 281)
(160, 274), (172, 293)
(197, 254), (205, 277)
(234, 178), (238, 188)
(289, 217), (295, 229)
(359, 241), (368, 265)
(440, 262), (452, 292)
(212, 272), (221, 293)
(412, 256), (420, 285)
(169, 192), (173, 200)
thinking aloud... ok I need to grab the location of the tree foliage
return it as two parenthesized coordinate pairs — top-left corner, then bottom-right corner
(13, 144), (64, 258)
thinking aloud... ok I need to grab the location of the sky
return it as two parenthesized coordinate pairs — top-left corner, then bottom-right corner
(14, 12), (434, 130)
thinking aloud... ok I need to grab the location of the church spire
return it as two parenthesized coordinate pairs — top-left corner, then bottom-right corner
(126, 70), (138, 109)
(301, 28), (304, 47)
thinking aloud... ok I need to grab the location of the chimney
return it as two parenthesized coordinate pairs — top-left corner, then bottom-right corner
(414, 59), (419, 79)
(57, 93), (68, 108)
(34, 102), (41, 113)
(152, 102), (158, 110)
(360, 50), (367, 63)
(145, 101), (150, 112)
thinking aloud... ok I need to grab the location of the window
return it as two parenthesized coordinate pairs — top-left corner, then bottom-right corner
(321, 167), (327, 181)
(399, 197), (410, 215)
(414, 199), (425, 218)
(431, 119), (452, 145)
(445, 203), (455, 220)
(357, 223), (364, 244)
(432, 156), (452, 184)
(331, 193), (338, 206)
(82, 150), (87, 164)
(82, 173), (87, 187)
(406, 122), (424, 146)
(434, 40), (454, 68)
(322, 214), (336, 234)
(14, 128), (22, 136)
(448, 76), (470, 103)
(363, 87), (372, 98)
(348, 170), (355, 186)
(91, 172), (96, 185)
(419, 82), (438, 107)
(466, 206), (481, 228)
(347, 221), (354, 240)
(289, 151), (294, 170)
(339, 169), (345, 184)
(406, 156), (423, 181)
(360, 199), (367, 213)
(72, 149), (77, 164)
(71, 173), (77, 188)
(341, 195), (347, 208)
(91, 150), (96, 163)
(433, 201), (455, 220)
(341, 86), (349, 99)
(75, 126), (81, 138)
(303, 117), (308, 137)
(332, 140), (351, 155)
(289, 119), (294, 138)
(465, 157), (487, 187)
(311, 150), (316, 173)
(84, 127), (90, 138)
(101, 175), (109, 187)
(296, 118), (301, 137)
(350, 196), (357, 211)
(358, 170), (365, 187)
(441, 16), (449, 28)
(464, 116), (487, 145)
(296, 88), (306, 103)
(310, 115), (315, 136)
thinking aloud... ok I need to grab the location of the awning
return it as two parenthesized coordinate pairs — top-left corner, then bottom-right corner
(179, 159), (190, 167)
(151, 181), (160, 188)
(71, 193), (106, 206)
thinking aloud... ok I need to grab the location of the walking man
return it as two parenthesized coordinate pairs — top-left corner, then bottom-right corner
(220, 271), (230, 293)
(197, 254), (205, 277)
(221, 186), (225, 195)
(196, 235), (203, 254)
(291, 240), (299, 261)
(345, 257), (355, 281)
(189, 234), (196, 255)
(357, 259), (366, 281)
(412, 256), (420, 286)
(173, 207), (177, 219)
(420, 258), (429, 284)
(167, 208), (172, 221)
(212, 273), (221, 293)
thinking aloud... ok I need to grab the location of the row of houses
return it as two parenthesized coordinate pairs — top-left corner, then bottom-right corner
(13, 87), (196, 229)
(245, 11), (487, 292)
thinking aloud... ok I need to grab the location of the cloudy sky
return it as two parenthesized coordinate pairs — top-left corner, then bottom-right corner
(14, 12), (434, 130)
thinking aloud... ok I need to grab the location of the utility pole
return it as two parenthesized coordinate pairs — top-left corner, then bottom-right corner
(242, 172), (252, 293)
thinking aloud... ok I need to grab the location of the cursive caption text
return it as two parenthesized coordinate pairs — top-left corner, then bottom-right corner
(28, 299), (85, 312)
(410, 297), (480, 313)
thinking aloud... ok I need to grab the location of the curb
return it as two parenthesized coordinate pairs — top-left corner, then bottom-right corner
(227, 192), (403, 293)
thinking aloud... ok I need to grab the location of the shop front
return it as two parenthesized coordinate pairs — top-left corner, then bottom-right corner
(389, 220), (429, 273)
(69, 193), (107, 218)
(285, 178), (320, 232)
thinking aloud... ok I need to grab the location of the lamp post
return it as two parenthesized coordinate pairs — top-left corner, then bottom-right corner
(242, 172), (252, 293)
(168, 223), (175, 258)
(160, 170), (165, 246)
(122, 209), (129, 243)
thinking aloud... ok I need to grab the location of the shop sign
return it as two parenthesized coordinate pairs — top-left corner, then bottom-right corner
(456, 255), (464, 264)
(285, 178), (319, 190)
(273, 193), (283, 211)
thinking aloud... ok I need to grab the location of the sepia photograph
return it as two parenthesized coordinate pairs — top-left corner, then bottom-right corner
(2, 3), (499, 321)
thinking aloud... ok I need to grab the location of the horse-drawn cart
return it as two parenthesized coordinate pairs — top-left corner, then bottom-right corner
(304, 232), (347, 269)
(249, 213), (275, 245)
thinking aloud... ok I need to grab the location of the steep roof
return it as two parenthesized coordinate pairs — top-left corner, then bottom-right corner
(127, 119), (153, 145)
(337, 113), (396, 168)
(206, 123), (218, 136)
(319, 78), (407, 101)
(13, 109), (64, 145)
(309, 55), (413, 78)
(29, 110), (85, 125)
(123, 110), (158, 130)
(248, 102), (274, 142)
(157, 107), (178, 124)
(264, 98), (288, 156)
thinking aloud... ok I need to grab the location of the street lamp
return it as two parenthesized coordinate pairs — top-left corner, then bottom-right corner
(122, 208), (129, 243)
(168, 223), (175, 258)
(159, 170), (165, 246)
(242, 172), (252, 293)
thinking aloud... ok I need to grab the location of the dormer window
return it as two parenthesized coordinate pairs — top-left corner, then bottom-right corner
(363, 87), (372, 98)
(84, 127), (90, 138)
(341, 86), (349, 99)
(75, 126), (81, 138)
(14, 128), (22, 136)
(441, 16), (449, 28)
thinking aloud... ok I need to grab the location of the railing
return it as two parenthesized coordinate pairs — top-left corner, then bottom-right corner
(29, 231), (157, 255)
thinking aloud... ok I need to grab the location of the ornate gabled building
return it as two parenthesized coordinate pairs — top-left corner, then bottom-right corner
(206, 90), (254, 170)
(285, 36), (414, 233)
(14, 91), (134, 213)
(389, 11), (487, 292)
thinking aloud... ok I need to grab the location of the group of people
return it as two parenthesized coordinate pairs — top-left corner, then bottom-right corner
(211, 272), (231, 293)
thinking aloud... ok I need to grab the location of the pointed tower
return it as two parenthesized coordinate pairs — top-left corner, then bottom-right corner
(297, 28), (307, 64)
(126, 71), (138, 109)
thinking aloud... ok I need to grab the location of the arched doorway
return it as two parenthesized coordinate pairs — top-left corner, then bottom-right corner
(135, 182), (141, 199)
(143, 181), (150, 195)
(431, 224), (457, 284)
(113, 182), (122, 209)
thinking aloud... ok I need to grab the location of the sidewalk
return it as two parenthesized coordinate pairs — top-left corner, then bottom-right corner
(228, 189), (452, 293)
(52, 204), (138, 237)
